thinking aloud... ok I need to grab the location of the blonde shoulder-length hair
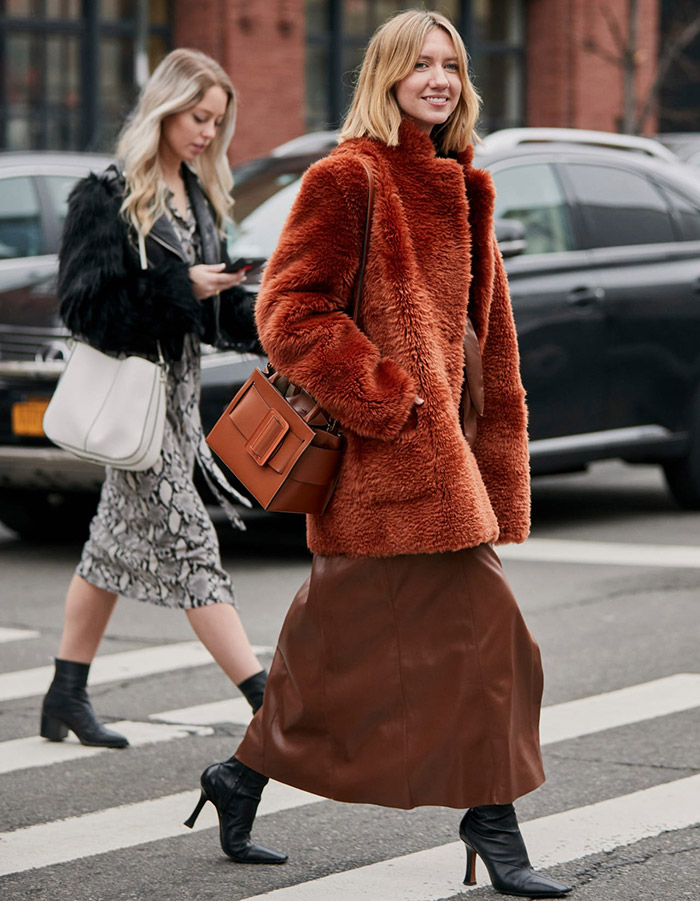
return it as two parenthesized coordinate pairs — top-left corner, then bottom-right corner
(117, 48), (236, 237)
(340, 10), (480, 154)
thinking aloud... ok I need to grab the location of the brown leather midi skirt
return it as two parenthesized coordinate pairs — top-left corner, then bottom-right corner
(236, 544), (545, 809)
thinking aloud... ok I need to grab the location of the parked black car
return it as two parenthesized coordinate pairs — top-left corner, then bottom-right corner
(1, 135), (700, 539)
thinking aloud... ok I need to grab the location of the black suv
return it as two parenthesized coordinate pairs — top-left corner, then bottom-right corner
(2, 135), (700, 538)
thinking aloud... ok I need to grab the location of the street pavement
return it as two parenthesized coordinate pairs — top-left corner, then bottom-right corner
(0, 460), (698, 900)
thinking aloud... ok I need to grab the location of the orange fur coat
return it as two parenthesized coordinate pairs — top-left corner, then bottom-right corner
(255, 120), (530, 558)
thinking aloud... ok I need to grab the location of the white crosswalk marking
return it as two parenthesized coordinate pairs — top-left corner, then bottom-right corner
(2, 673), (698, 776)
(0, 641), (274, 702)
(234, 775), (700, 900)
(0, 780), (319, 877)
(0, 721), (213, 776)
(540, 672), (700, 744)
(149, 696), (252, 726)
(498, 537), (700, 568)
(0, 627), (39, 643)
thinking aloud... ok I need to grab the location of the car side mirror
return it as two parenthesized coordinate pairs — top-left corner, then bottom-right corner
(495, 218), (527, 258)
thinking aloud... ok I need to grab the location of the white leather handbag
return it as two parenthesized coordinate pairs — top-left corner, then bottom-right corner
(43, 340), (167, 471)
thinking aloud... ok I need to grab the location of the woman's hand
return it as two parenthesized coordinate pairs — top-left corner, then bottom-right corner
(404, 395), (424, 430)
(189, 263), (246, 300)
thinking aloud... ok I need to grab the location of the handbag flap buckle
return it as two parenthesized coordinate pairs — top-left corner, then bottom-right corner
(245, 409), (289, 466)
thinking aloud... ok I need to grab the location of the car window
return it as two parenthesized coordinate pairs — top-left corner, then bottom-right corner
(660, 187), (700, 241)
(229, 176), (304, 258)
(0, 176), (42, 259)
(43, 173), (80, 230)
(565, 164), (676, 248)
(491, 163), (575, 254)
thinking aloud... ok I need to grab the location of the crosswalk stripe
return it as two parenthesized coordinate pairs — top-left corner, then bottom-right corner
(236, 774), (700, 900)
(2, 673), (698, 775)
(149, 696), (252, 726)
(498, 537), (700, 568)
(0, 642), (274, 702)
(13, 536), (689, 577)
(0, 721), (213, 776)
(0, 780), (319, 877)
(540, 673), (700, 744)
(0, 627), (40, 643)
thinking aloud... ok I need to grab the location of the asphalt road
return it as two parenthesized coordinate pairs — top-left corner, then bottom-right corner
(0, 460), (698, 901)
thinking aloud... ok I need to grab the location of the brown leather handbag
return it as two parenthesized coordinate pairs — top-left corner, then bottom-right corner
(206, 160), (375, 514)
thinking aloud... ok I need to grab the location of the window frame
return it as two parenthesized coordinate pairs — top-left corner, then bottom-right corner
(556, 159), (680, 252)
(0, 0), (171, 152)
(488, 156), (583, 257)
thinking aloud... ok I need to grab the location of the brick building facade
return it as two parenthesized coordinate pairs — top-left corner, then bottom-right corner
(0, 1), (666, 164)
(172, 0), (662, 167)
(172, 0), (306, 166)
(527, 0), (659, 135)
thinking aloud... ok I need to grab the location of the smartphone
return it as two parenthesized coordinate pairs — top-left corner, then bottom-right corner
(223, 257), (266, 276)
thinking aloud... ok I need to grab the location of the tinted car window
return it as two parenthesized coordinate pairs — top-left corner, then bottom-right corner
(0, 176), (42, 259)
(661, 188), (700, 241)
(491, 163), (574, 255)
(566, 164), (675, 247)
(43, 173), (80, 230)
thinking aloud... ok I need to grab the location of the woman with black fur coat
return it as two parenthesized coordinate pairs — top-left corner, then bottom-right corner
(40, 49), (270, 753)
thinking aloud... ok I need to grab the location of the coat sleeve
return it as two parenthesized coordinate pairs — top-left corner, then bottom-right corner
(471, 239), (531, 544)
(255, 159), (416, 440)
(58, 173), (202, 360)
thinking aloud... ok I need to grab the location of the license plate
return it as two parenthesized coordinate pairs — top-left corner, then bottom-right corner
(11, 399), (50, 437)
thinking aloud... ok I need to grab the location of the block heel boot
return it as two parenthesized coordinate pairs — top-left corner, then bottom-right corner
(40, 658), (129, 748)
(184, 756), (287, 864)
(460, 804), (572, 897)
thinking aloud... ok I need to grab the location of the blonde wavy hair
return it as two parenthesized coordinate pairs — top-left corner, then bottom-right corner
(340, 10), (480, 154)
(117, 48), (236, 237)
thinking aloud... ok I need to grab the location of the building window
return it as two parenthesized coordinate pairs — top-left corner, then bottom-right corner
(0, 0), (172, 152)
(305, 0), (524, 133)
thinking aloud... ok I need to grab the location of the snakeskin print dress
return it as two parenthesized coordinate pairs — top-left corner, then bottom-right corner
(76, 193), (244, 609)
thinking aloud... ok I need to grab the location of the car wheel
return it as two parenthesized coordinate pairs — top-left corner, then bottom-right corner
(0, 490), (97, 541)
(663, 396), (700, 510)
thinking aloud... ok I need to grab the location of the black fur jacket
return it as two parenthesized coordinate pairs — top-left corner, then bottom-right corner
(58, 164), (257, 362)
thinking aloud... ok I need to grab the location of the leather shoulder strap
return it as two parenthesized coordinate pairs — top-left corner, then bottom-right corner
(351, 160), (375, 325)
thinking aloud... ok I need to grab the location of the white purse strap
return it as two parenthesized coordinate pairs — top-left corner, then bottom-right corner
(138, 231), (148, 270)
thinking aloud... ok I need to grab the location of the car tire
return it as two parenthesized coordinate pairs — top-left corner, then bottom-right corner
(0, 490), (97, 541)
(663, 395), (700, 510)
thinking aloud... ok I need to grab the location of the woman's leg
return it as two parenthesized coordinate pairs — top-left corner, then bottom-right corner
(186, 602), (263, 685)
(41, 574), (128, 748)
(58, 574), (118, 662)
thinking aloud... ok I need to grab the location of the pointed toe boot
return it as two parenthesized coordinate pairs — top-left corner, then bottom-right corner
(184, 756), (287, 864)
(460, 804), (572, 897)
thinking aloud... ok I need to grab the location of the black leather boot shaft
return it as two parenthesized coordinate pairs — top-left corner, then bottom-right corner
(460, 804), (572, 897)
(237, 669), (267, 714)
(198, 758), (287, 864)
(40, 658), (129, 748)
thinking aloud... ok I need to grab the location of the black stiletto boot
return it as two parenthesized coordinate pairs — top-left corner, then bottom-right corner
(460, 804), (572, 897)
(184, 756), (287, 864)
(237, 669), (267, 714)
(40, 658), (129, 748)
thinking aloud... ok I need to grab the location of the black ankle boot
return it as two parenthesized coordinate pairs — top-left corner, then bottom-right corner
(460, 804), (572, 897)
(184, 756), (287, 864)
(237, 669), (267, 714)
(40, 658), (129, 749)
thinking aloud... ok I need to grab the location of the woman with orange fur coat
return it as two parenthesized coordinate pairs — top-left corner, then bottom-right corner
(187, 11), (572, 897)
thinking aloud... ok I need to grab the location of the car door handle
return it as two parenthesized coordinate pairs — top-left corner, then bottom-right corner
(566, 286), (605, 306)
